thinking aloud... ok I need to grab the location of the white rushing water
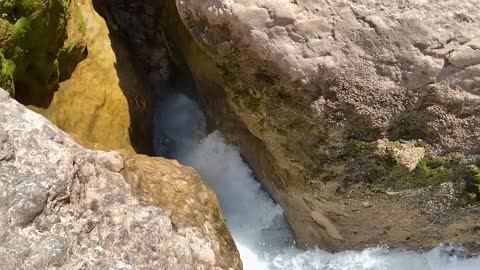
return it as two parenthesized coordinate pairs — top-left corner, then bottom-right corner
(154, 94), (480, 270)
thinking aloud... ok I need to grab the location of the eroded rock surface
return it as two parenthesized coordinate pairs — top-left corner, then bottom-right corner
(176, 0), (480, 250)
(36, 0), (153, 154)
(0, 88), (241, 269)
(122, 155), (241, 268)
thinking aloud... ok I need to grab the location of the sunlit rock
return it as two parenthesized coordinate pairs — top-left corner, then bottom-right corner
(176, 0), (480, 251)
(0, 87), (241, 269)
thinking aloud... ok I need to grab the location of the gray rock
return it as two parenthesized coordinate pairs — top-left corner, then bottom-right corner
(0, 87), (240, 269)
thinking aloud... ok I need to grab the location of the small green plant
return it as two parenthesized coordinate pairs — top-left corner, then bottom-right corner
(348, 140), (467, 189)
(466, 165), (480, 201)
(12, 17), (30, 39)
(221, 62), (239, 85)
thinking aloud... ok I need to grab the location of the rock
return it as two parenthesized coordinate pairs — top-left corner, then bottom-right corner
(38, 0), (153, 153)
(362, 202), (373, 208)
(0, 0), (143, 153)
(175, 0), (480, 251)
(0, 88), (9, 100)
(384, 140), (426, 172)
(122, 155), (241, 269)
(0, 87), (241, 269)
(310, 211), (344, 241)
(95, 151), (124, 172)
(57, 0), (88, 82)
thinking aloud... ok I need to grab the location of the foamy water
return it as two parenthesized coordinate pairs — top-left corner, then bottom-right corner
(154, 94), (480, 270)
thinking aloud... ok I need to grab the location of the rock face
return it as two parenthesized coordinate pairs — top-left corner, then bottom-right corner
(39, 0), (153, 153)
(122, 155), (241, 268)
(0, 88), (241, 269)
(175, 0), (480, 250)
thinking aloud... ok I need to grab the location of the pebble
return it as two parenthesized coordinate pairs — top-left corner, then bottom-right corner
(362, 201), (373, 208)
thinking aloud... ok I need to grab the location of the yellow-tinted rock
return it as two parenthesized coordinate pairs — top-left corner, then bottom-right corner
(41, 0), (149, 153)
(122, 154), (242, 270)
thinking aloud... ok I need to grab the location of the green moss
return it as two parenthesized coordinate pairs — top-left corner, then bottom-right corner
(348, 140), (468, 190)
(350, 140), (377, 152)
(468, 165), (480, 180)
(229, 86), (265, 114)
(57, 40), (87, 81)
(392, 154), (463, 188)
(348, 141), (480, 201)
(0, 0), (69, 106)
(12, 17), (30, 38)
(466, 165), (480, 201)
(0, 51), (15, 95)
(220, 62), (239, 85)
(467, 192), (477, 200)
(0, 0), (37, 21)
(73, 3), (86, 34)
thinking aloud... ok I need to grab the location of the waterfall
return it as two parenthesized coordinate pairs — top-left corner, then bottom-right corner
(153, 94), (480, 270)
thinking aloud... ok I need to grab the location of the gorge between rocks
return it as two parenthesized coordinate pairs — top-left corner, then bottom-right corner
(153, 93), (480, 270)
(2, 0), (480, 268)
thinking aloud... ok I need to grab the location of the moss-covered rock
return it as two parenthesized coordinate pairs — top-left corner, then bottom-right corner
(387, 153), (464, 190)
(57, 0), (87, 81)
(0, 51), (15, 95)
(57, 41), (87, 81)
(0, 0), (69, 106)
(347, 139), (480, 200)
(101, 0), (480, 252)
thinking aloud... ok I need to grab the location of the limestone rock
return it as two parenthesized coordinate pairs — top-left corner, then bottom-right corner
(39, 0), (153, 153)
(122, 155), (241, 269)
(386, 141), (426, 172)
(361, 202), (372, 208)
(0, 88), (241, 269)
(176, 0), (480, 251)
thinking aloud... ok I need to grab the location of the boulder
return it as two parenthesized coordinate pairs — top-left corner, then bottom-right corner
(122, 155), (241, 268)
(175, 0), (480, 250)
(0, 88), (241, 269)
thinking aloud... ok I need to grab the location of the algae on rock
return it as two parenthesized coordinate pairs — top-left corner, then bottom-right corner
(0, 0), (70, 107)
(57, 0), (87, 82)
(0, 52), (15, 95)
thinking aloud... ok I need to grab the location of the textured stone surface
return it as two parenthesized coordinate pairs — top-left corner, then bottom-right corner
(176, 0), (480, 250)
(0, 88), (241, 269)
(36, 0), (153, 154)
(122, 155), (241, 269)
